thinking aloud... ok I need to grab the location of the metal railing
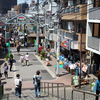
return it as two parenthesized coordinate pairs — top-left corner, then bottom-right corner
(41, 78), (100, 100)
(41, 82), (69, 100)
(71, 89), (100, 100)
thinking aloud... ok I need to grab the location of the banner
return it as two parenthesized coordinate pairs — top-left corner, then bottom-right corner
(72, 76), (79, 86)
(35, 40), (36, 48)
(66, 38), (71, 50)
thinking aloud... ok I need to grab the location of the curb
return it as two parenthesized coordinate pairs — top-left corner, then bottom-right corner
(33, 52), (57, 79)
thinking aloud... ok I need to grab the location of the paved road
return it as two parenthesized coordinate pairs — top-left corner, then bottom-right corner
(11, 47), (54, 81)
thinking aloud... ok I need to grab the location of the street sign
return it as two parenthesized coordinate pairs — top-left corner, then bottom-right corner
(6, 43), (10, 47)
(6, 43), (10, 57)
(17, 16), (26, 23)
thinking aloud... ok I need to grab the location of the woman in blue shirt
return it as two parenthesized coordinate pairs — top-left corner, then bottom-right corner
(94, 75), (100, 100)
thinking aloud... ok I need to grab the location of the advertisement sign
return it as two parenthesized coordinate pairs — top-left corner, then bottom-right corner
(82, 65), (88, 73)
(71, 41), (78, 50)
(72, 76), (79, 86)
(66, 38), (71, 50)
(17, 16), (26, 23)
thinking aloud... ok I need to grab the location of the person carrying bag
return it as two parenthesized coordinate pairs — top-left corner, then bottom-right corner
(15, 74), (22, 98)
(33, 70), (42, 98)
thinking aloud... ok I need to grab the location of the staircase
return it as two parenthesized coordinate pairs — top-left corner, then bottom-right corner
(2, 90), (57, 100)
(2, 82), (99, 100)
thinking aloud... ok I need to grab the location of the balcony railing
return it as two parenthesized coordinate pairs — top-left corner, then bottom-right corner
(88, 36), (99, 51)
(89, 7), (100, 20)
(62, 7), (80, 14)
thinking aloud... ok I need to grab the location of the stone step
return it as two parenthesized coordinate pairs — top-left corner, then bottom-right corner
(2, 91), (57, 100)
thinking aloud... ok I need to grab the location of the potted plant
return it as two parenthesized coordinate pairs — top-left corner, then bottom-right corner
(6, 54), (13, 61)
(55, 54), (57, 58)
(40, 56), (43, 60)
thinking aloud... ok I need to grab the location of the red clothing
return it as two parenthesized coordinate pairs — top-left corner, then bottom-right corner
(39, 46), (42, 51)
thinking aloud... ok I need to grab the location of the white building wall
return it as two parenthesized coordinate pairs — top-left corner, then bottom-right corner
(86, 0), (100, 55)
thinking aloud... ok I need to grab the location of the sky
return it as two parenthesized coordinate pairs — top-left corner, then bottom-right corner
(17, 0), (36, 6)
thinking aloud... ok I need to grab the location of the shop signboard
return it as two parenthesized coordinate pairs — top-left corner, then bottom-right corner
(82, 65), (88, 73)
(66, 38), (71, 50)
(72, 76), (79, 86)
(71, 41), (78, 49)
(17, 16), (26, 23)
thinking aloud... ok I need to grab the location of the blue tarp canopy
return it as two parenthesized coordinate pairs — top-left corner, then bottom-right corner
(54, 64), (63, 68)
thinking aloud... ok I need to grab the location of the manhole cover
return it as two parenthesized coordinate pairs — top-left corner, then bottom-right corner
(41, 70), (48, 73)
(5, 88), (12, 91)
(33, 59), (37, 61)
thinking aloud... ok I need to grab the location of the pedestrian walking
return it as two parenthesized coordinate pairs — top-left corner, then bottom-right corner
(15, 74), (22, 98)
(17, 45), (20, 55)
(3, 63), (8, 79)
(94, 75), (100, 100)
(9, 57), (13, 71)
(33, 70), (42, 98)
(20, 54), (24, 66)
(25, 42), (27, 48)
(25, 53), (29, 66)
(47, 52), (50, 60)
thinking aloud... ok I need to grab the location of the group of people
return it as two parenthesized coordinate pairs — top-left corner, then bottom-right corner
(14, 70), (42, 98)
(20, 53), (29, 66)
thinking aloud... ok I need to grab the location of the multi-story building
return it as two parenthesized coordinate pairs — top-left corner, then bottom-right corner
(0, 0), (17, 14)
(30, 0), (35, 7)
(60, 0), (87, 62)
(86, 0), (100, 74)
(14, 5), (21, 14)
(14, 3), (28, 14)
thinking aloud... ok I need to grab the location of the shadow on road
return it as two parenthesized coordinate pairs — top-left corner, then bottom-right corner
(7, 77), (13, 79)
(13, 70), (19, 72)
(2, 81), (7, 84)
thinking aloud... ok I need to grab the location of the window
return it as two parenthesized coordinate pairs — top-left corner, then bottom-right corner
(92, 23), (100, 38)
(73, 0), (78, 6)
(93, 0), (100, 7)
(80, 0), (87, 4)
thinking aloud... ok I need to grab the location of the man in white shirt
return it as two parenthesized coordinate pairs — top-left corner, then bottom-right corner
(15, 74), (22, 98)
(25, 53), (29, 66)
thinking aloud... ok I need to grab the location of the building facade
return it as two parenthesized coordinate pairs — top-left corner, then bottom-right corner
(60, 0), (87, 62)
(86, 0), (100, 74)
(0, 0), (17, 14)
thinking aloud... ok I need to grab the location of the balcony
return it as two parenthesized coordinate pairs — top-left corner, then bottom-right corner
(89, 7), (100, 20)
(61, 4), (87, 20)
(87, 36), (99, 51)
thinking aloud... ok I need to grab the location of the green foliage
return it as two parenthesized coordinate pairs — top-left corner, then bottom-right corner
(6, 54), (13, 61)
(41, 51), (46, 57)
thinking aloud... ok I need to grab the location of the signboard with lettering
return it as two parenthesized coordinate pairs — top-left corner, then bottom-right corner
(72, 76), (79, 86)
(82, 65), (88, 73)
(17, 16), (26, 23)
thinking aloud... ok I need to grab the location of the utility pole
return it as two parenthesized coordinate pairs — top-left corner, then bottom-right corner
(44, 8), (46, 51)
(36, 0), (39, 55)
(56, 0), (61, 76)
(79, 28), (82, 88)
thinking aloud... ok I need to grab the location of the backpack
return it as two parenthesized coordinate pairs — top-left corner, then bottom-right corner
(18, 80), (22, 87)
(33, 75), (41, 85)
(36, 77), (40, 86)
